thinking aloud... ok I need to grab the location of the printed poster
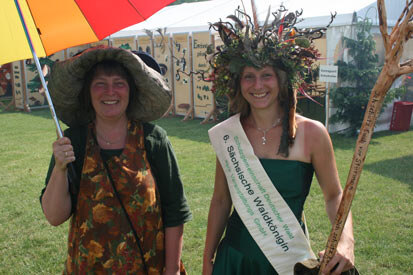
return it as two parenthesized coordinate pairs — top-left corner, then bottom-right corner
(0, 63), (13, 100)
(172, 33), (191, 116)
(25, 50), (65, 108)
(214, 34), (224, 51)
(137, 36), (153, 56)
(154, 35), (172, 88)
(66, 40), (109, 59)
(112, 37), (136, 51)
(212, 34), (228, 116)
(90, 40), (110, 48)
(67, 41), (109, 59)
(66, 44), (90, 59)
(12, 61), (24, 110)
(192, 32), (213, 118)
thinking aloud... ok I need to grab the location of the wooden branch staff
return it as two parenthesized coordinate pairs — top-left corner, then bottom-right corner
(318, 1), (413, 273)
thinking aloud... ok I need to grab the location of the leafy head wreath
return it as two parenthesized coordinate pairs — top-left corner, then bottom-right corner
(207, 3), (335, 156)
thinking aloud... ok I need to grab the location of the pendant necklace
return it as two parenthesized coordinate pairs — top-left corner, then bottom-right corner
(255, 118), (281, 145)
(96, 132), (124, 145)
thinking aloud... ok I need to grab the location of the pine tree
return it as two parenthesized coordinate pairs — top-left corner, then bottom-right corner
(330, 18), (403, 135)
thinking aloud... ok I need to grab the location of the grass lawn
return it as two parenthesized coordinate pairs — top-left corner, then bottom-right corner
(0, 108), (412, 274)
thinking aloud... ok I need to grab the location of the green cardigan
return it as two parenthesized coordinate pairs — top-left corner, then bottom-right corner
(40, 122), (192, 227)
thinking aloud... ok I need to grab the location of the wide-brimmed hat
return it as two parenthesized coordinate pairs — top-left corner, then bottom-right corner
(48, 45), (171, 127)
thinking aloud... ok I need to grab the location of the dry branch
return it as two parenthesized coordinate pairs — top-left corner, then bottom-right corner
(317, 0), (413, 273)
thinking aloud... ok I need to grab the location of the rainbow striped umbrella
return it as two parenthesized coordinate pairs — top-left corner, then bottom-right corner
(1, 0), (174, 65)
(0, 0), (174, 136)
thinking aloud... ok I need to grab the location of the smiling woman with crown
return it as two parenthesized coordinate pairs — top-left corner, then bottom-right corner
(203, 4), (356, 275)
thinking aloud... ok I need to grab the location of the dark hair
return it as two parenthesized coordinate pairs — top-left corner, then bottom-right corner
(229, 66), (296, 157)
(79, 60), (138, 123)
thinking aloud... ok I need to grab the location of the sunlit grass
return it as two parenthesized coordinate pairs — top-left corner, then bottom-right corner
(0, 109), (412, 274)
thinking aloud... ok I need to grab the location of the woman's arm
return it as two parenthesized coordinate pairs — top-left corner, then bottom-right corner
(41, 137), (75, 226)
(202, 159), (232, 275)
(164, 224), (184, 275)
(145, 124), (191, 274)
(308, 121), (355, 275)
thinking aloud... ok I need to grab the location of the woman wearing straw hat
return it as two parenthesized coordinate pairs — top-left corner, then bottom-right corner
(203, 7), (355, 275)
(40, 46), (192, 274)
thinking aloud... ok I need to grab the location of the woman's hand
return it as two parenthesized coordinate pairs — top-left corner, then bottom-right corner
(41, 136), (75, 226)
(163, 225), (184, 275)
(318, 236), (355, 275)
(53, 137), (75, 170)
(202, 159), (231, 275)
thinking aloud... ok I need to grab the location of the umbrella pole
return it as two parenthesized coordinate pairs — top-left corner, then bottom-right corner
(14, 0), (64, 138)
(32, 51), (64, 138)
(29, 53), (79, 193)
(15, 0), (78, 195)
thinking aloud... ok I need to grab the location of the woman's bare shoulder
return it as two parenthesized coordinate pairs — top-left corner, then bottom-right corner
(296, 115), (327, 137)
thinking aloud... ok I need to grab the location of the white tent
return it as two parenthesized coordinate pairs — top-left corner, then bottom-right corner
(112, 0), (277, 37)
(111, 0), (386, 37)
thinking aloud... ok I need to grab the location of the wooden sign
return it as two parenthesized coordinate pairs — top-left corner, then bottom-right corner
(172, 33), (192, 116)
(192, 31), (213, 118)
(319, 65), (338, 83)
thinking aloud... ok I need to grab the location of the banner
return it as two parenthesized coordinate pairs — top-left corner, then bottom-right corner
(192, 32), (213, 118)
(209, 114), (316, 274)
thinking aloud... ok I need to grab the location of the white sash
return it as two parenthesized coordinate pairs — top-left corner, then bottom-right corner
(208, 114), (316, 274)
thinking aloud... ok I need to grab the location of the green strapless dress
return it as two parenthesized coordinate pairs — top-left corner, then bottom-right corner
(212, 159), (314, 275)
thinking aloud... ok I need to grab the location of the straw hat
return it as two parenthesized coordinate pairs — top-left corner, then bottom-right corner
(48, 46), (171, 127)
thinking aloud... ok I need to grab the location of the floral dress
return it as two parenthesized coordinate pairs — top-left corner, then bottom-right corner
(64, 121), (166, 274)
